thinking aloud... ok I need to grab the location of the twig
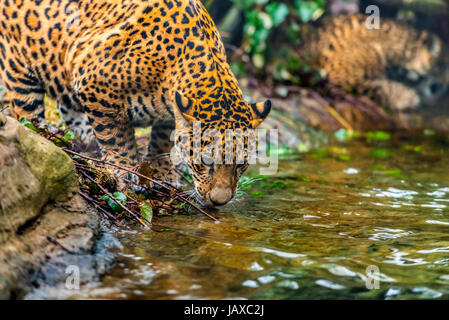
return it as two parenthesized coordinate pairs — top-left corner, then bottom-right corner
(79, 169), (149, 227)
(121, 177), (180, 212)
(174, 167), (194, 188)
(79, 191), (123, 227)
(62, 148), (218, 221)
(326, 105), (354, 132)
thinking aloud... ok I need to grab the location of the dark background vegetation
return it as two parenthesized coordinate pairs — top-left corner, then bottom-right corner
(202, 0), (449, 86)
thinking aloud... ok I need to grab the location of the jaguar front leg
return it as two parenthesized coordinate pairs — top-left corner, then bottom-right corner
(144, 120), (181, 186)
(77, 94), (139, 189)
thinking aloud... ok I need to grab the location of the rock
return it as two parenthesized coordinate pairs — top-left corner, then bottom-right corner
(0, 116), (120, 299)
(251, 86), (449, 137)
(260, 106), (328, 152)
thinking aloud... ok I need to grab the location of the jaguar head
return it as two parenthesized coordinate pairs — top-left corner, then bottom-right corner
(172, 91), (271, 207)
(405, 33), (449, 107)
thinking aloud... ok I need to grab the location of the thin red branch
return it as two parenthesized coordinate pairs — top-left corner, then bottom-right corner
(79, 169), (148, 227)
(63, 148), (218, 221)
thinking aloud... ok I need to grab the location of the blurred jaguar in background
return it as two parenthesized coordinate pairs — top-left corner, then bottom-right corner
(300, 14), (449, 111)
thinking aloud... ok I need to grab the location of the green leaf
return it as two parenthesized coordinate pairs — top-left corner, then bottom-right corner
(266, 2), (289, 27)
(62, 129), (75, 142)
(338, 154), (351, 162)
(365, 131), (391, 142)
(252, 53), (265, 69)
(334, 128), (348, 141)
(403, 144), (423, 153)
(298, 143), (309, 153)
(113, 192), (127, 204)
(294, 0), (319, 23)
(276, 145), (293, 157)
(334, 128), (359, 141)
(384, 168), (403, 178)
(102, 192), (127, 212)
(298, 176), (312, 182)
(370, 149), (391, 159)
(20, 118), (38, 132)
(268, 180), (292, 189)
(139, 202), (153, 223)
(310, 148), (328, 159)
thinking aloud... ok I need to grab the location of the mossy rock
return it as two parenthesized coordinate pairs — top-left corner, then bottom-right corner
(0, 116), (78, 234)
(0, 116), (118, 299)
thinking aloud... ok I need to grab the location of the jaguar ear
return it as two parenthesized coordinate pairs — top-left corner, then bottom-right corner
(175, 91), (196, 124)
(250, 100), (272, 128)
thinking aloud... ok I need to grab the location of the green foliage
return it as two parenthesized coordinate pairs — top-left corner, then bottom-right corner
(20, 118), (38, 132)
(370, 148), (392, 159)
(334, 128), (360, 142)
(403, 144), (423, 153)
(383, 168), (404, 178)
(365, 131), (391, 142)
(423, 129), (436, 137)
(62, 129), (75, 141)
(294, 0), (324, 22)
(102, 192), (127, 212)
(309, 146), (351, 161)
(231, 0), (326, 77)
(239, 174), (294, 197)
(250, 190), (266, 195)
(370, 165), (404, 179)
(139, 201), (153, 223)
(266, 2), (289, 27)
(19, 117), (75, 148)
(334, 129), (391, 144)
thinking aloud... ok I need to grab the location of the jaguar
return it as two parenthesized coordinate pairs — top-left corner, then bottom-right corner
(0, 0), (271, 207)
(299, 14), (449, 111)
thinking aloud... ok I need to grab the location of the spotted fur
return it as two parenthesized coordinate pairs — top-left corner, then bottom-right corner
(0, 0), (271, 207)
(300, 14), (449, 111)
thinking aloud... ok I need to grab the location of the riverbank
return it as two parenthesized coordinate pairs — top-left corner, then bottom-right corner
(0, 115), (121, 299)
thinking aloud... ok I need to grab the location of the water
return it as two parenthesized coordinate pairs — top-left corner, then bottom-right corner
(67, 135), (449, 299)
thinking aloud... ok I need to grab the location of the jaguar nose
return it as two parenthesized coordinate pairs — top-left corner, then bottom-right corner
(209, 187), (233, 206)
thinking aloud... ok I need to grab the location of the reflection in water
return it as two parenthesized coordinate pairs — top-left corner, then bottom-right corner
(33, 137), (449, 299)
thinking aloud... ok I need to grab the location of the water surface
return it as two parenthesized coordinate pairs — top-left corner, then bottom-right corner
(70, 135), (449, 299)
